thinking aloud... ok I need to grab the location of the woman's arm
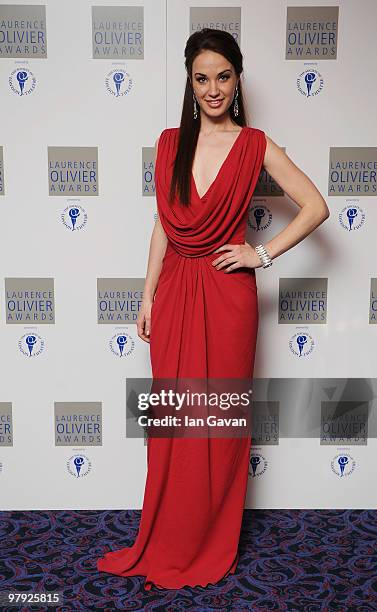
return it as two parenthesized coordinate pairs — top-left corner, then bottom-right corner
(137, 136), (168, 342)
(142, 214), (168, 302)
(262, 135), (330, 261)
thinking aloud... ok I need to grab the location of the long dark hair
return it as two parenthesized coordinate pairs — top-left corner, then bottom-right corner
(168, 28), (249, 207)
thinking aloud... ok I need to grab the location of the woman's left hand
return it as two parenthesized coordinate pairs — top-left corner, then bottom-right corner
(211, 240), (262, 272)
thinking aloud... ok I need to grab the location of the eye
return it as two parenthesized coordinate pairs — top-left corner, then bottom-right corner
(196, 74), (230, 84)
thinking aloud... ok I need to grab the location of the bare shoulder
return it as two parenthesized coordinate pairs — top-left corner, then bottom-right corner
(263, 133), (299, 173)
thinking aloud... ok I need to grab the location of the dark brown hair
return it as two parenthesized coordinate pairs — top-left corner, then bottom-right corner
(168, 28), (248, 207)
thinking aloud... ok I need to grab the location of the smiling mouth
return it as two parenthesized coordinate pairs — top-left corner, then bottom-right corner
(206, 99), (224, 105)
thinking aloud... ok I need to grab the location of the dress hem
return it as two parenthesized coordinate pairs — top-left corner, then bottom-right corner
(143, 559), (238, 591)
(97, 552), (239, 591)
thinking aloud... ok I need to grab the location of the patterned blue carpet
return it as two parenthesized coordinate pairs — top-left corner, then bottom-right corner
(0, 509), (376, 611)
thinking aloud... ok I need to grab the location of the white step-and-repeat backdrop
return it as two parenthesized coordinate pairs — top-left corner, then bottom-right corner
(1, 0), (376, 509)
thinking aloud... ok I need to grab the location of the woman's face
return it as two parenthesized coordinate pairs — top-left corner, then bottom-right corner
(191, 50), (238, 119)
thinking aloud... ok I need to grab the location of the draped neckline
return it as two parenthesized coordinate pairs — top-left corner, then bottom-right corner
(191, 126), (247, 201)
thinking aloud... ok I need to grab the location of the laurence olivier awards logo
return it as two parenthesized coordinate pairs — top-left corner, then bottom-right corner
(249, 452), (268, 478)
(143, 146), (157, 196)
(92, 6), (144, 59)
(105, 67), (133, 97)
(286, 6), (338, 98)
(5, 278), (55, 324)
(0, 403), (13, 447)
(279, 278), (327, 324)
(1, 4), (46, 95)
(338, 202), (366, 232)
(0, 5), (47, 58)
(286, 6), (339, 60)
(97, 278), (144, 323)
(329, 148), (377, 196)
(55, 402), (102, 447)
(59, 403), (96, 477)
(5, 278), (54, 357)
(331, 452), (356, 478)
(97, 279), (143, 356)
(48, 147), (99, 196)
(321, 400), (368, 446)
(67, 454), (92, 478)
(252, 401), (279, 445)
(190, 7), (241, 45)
(9, 67), (37, 96)
(279, 278), (326, 356)
(61, 201), (88, 232)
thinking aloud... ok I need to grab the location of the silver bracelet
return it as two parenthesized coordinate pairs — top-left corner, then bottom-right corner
(255, 244), (273, 268)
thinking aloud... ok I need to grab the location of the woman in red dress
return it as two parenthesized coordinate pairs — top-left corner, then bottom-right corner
(97, 28), (329, 590)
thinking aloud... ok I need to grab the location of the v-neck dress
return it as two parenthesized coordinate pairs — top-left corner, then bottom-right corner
(97, 125), (267, 590)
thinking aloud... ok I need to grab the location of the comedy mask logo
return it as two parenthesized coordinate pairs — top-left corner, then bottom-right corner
(9, 67), (37, 96)
(249, 452), (268, 478)
(67, 454), (92, 478)
(338, 203), (366, 232)
(105, 68), (133, 97)
(331, 453), (356, 478)
(296, 68), (324, 98)
(289, 331), (315, 357)
(247, 204), (272, 232)
(18, 332), (45, 357)
(109, 330), (136, 357)
(61, 202), (88, 231)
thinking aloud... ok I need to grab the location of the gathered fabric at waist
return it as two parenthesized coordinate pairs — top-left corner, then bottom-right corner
(154, 236), (257, 304)
(164, 230), (248, 261)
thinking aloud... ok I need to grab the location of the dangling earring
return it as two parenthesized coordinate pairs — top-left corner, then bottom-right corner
(233, 86), (239, 117)
(193, 93), (198, 120)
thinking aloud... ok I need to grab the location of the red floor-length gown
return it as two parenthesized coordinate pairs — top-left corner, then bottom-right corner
(97, 125), (267, 589)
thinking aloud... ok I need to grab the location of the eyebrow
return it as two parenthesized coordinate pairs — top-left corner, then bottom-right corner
(194, 69), (232, 77)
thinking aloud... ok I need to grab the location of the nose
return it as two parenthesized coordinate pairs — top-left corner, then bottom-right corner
(206, 81), (221, 97)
